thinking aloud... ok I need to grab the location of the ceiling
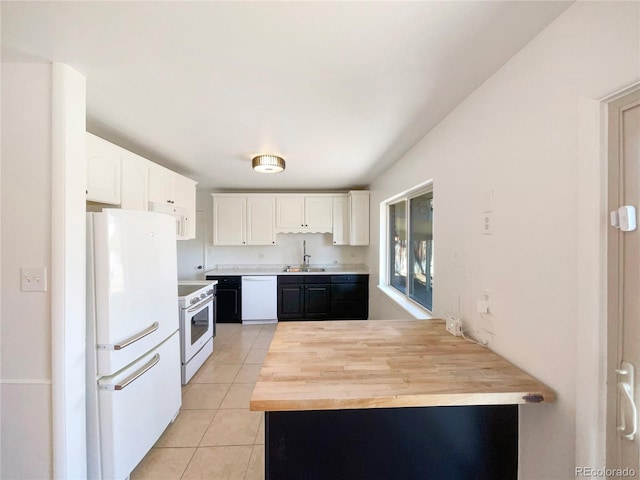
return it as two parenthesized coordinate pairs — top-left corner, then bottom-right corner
(1, 1), (572, 191)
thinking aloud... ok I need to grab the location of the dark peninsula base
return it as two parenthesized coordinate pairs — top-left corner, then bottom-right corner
(265, 405), (518, 480)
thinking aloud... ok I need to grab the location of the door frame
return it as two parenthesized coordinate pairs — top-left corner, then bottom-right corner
(605, 87), (640, 471)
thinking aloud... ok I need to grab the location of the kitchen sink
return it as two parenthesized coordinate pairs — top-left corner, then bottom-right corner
(282, 266), (326, 273)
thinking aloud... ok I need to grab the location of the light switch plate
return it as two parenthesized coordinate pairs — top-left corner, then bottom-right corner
(21, 266), (47, 292)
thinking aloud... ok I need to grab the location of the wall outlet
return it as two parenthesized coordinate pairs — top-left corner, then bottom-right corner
(21, 266), (47, 292)
(445, 314), (463, 337)
(482, 213), (493, 235)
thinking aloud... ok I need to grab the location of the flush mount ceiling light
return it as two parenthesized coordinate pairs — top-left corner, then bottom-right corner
(252, 154), (285, 174)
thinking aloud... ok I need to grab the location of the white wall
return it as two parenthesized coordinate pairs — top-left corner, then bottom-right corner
(367, 2), (639, 479)
(1, 63), (54, 479)
(188, 190), (368, 273)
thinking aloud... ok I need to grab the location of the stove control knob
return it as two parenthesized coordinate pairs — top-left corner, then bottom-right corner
(200, 293), (207, 299)
(190, 298), (199, 305)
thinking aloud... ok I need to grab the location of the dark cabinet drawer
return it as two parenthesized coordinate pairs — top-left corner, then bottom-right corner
(331, 275), (368, 284)
(206, 275), (241, 286)
(331, 283), (367, 301)
(278, 275), (304, 284)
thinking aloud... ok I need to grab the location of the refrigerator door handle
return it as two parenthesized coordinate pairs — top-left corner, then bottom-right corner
(99, 354), (160, 391)
(98, 322), (159, 351)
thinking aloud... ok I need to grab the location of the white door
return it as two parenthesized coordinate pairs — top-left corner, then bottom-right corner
(177, 209), (206, 280)
(607, 90), (640, 478)
(92, 210), (179, 376)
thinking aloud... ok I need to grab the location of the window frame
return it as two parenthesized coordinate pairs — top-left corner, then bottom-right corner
(378, 180), (434, 319)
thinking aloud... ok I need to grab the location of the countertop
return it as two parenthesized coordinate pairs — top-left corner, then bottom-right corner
(250, 319), (555, 412)
(205, 264), (369, 277)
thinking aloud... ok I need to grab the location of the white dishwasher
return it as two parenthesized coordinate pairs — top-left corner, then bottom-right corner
(241, 276), (278, 324)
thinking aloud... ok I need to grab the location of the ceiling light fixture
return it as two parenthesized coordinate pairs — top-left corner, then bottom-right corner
(252, 154), (285, 174)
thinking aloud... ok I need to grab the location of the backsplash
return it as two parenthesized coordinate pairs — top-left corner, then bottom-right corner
(205, 233), (367, 269)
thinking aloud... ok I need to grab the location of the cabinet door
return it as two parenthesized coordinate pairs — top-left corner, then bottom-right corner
(349, 192), (370, 245)
(278, 283), (305, 320)
(174, 176), (196, 239)
(247, 196), (276, 245)
(332, 196), (349, 245)
(148, 165), (175, 205)
(305, 197), (333, 232)
(216, 288), (241, 323)
(86, 133), (121, 205)
(120, 153), (149, 211)
(304, 284), (331, 319)
(276, 196), (305, 229)
(173, 176), (194, 209)
(213, 196), (246, 245)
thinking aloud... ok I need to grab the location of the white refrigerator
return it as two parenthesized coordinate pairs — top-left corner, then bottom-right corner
(86, 209), (182, 479)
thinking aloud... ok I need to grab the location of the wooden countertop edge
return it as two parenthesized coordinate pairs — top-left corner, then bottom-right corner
(249, 389), (555, 412)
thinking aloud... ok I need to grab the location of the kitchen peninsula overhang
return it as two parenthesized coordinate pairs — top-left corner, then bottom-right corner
(250, 319), (555, 412)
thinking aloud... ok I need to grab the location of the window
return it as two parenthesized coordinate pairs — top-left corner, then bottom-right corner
(385, 187), (433, 312)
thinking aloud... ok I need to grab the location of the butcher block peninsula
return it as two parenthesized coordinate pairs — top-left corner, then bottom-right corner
(250, 319), (555, 480)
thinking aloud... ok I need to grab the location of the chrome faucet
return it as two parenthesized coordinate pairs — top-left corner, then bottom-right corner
(303, 240), (311, 267)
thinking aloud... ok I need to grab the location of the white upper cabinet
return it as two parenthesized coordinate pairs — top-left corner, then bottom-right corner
(349, 191), (370, 246)
(86, 133), (122, 205)
(120, 152), (149, 211)
(305, 196), (333, 231)
(247, 196), (276, 245)
(148, 166), (173, 205)
(276, 195), (332, 233)
(213, 195), (247, 245)
(275, 196), (305, 229)
(149, 165), (196, 208)
(212, 195), (276, 246)
(332, 195), (349, 245)
(87, 133), (197, 240)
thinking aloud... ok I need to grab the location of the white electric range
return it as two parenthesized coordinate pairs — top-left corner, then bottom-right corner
(177, 280), (217, 384)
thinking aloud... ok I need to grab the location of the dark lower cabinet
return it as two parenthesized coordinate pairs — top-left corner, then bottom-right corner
(330, 275), (368, 320)
(265, 405), (518, 480)
(205, 275), (241, 323)
(278, 274), (368, 321)
(277, 281), (304, 320)
(304, 284), (331, 319)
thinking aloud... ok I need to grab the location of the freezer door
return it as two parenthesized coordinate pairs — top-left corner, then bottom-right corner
(91, 209), (179, 376)
(97, 332), (181, 480)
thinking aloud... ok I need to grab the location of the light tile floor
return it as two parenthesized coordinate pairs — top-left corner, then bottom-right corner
(131, 323), (275, 480)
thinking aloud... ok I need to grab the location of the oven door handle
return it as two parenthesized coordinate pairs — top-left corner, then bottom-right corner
(187, 296), (213, 313)
(98, 321), (159, 351)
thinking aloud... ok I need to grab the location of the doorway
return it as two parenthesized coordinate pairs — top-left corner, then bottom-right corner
(606, 89), (640, 478)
